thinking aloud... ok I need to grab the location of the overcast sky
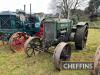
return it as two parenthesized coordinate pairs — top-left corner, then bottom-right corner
(0, 0), (52, 14)
(0, 0), (90, 14)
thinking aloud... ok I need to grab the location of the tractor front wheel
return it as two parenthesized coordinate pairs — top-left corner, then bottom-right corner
(53, 42), (71, 70)
(9, 32), (28, 52)
(24, 37), (42, 57)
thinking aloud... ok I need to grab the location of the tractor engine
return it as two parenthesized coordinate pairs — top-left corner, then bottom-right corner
(43, 18), (88, 49)
(43, 18), (72, 48)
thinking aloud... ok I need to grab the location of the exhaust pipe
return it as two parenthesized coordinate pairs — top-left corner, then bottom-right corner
(24, 4), (26, 13)
(30, 3), (32, 15)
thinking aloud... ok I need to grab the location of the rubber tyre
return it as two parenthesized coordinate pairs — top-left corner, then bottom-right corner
(75, 25), (88, 50)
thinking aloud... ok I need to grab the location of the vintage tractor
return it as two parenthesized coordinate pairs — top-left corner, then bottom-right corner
(0, 11), (41, 52)
(24, 17), (89, 70)
(90, 46), (100, 75)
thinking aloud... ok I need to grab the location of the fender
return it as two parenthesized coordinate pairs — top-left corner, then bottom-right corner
(77, 22), (89, 27)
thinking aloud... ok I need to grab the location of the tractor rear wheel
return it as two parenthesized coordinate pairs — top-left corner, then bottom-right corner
(95, 46), (100, 75)
(24, 37), (42, 57)
(75, 25), (88, 50)
(53, 42), (71, 70)
(96, 64), (100, 75)
(9, 32), (28, 52)
(90, 46), (100, 75)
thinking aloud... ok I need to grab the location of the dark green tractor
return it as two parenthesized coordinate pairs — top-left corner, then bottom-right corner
(24, 17), (89, 70)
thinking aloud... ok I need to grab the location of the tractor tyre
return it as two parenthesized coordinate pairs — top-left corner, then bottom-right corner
(75, 25), (88, 50)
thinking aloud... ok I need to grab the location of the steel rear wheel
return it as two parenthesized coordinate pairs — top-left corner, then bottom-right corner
(9, 32), (28, 52)
(53, 42), (71, 70)
(96, 64), (100, 75)
(90, 46), (100, 75)
(95, 46), (100, 75)
(24, 37), (41, 57)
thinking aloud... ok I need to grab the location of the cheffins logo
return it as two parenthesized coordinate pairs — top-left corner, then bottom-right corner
(61, 62), (94, 70)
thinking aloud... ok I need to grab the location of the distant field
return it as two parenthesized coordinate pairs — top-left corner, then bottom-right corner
(81, 16), (100, 28)
(0, 29), (100, 75)
(89, 21), (100, 28)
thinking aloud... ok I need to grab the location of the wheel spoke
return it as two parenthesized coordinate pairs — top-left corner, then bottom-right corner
(9, 32), (27, 52)
(24, 37), (42, 57)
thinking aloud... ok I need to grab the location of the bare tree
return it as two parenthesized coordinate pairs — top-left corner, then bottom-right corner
(50, 0), (89, 18)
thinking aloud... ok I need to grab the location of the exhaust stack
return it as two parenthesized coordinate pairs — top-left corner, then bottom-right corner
(24, 4), (26, 13)
(30, 3), (32, 15)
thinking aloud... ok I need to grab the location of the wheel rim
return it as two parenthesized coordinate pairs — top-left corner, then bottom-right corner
(60, 45), (71, 61)
(53, 42), (71, 70)
(96, 62), (100, 75)
(9, 32), (27, 52)
(81, 29), (88, 49)
(26, 43), (34, 57)
(81, 28), (88, 49)
(84, 29), (88, 43)
(25, 37), (41, 57)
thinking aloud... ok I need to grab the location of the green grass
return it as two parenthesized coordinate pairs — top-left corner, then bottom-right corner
(87, 17), (100, 29)
(0, 29), (100, 75)
(89, 21), (100, 28)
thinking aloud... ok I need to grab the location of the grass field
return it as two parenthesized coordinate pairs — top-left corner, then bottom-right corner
(89, 21), (100, 28)
(0, 29), (100, 75)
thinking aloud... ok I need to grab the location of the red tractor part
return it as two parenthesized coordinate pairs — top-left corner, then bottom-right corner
(9, 32), (28, 52)
(35, 22), (44, 38)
